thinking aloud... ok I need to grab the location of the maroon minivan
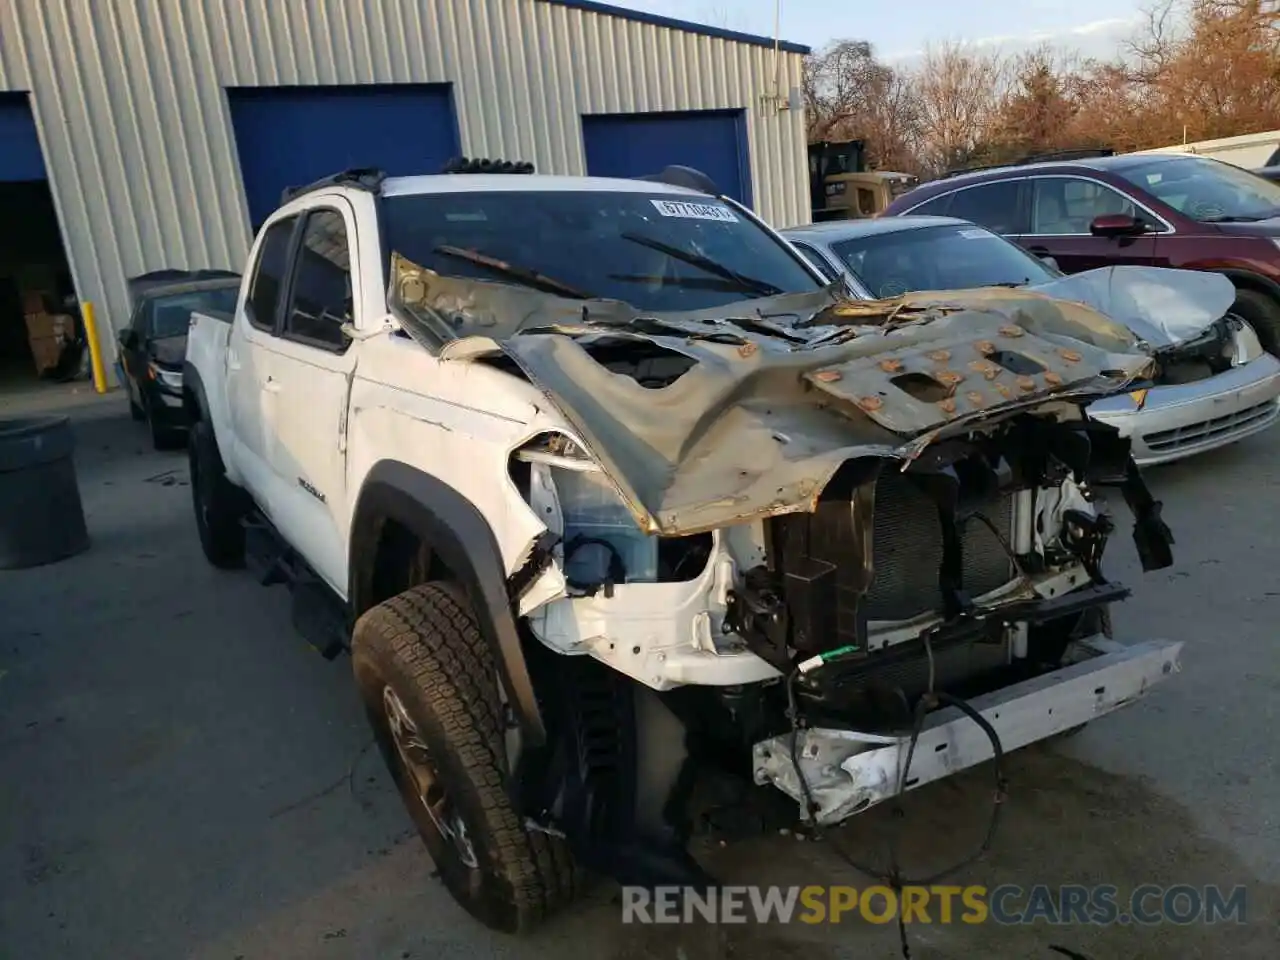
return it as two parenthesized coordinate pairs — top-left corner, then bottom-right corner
(882, 153), (1280, 355)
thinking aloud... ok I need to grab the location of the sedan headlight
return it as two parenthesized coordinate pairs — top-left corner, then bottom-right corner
(1227, 316), (1265, 366)
(148, 362), (184, 391)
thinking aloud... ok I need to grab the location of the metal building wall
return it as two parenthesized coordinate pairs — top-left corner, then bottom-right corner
(0, 0), (809, 360)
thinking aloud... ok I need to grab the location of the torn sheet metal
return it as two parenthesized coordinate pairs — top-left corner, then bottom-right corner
(390, 256), (1159, 537)
(1028, 265), (1236, 347)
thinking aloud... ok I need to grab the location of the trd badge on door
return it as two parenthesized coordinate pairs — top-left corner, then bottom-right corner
(298, 477), (326, 503)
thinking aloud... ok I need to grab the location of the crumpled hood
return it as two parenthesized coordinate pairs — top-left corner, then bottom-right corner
(1028, 265), (1236, 349)
(392, 258), (1158, 536)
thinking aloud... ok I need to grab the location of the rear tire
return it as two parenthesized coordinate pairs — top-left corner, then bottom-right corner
(351, 582), (576, 934)
(188, 418), (245, 569)
(147, 400), (182, 451)
(1230, 288), (1280, 357)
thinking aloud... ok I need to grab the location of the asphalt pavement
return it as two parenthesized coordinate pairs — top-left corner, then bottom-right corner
(1, 391), (1277, 960)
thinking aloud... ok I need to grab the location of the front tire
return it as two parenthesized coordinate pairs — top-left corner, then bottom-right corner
(147, 399), (182, 451)
(351, 582), (576, 934)
(1230, 288), (1280, 357)
(188, 419), (245, 569)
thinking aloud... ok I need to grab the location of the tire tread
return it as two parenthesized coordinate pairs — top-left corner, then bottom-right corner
(353, 582), (576, 932)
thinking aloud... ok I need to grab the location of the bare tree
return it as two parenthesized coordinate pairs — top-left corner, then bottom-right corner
(802, 39), (922, 171)
(1123, 0), (1187, 80)
(802, 3), (1280, 177)
(861, 69), (923, 171)
(987, 45), (1089, 158)
(910, 42), (1005, 173)
(1101, 0), (1280, 144)
(803, 40), (892, 140)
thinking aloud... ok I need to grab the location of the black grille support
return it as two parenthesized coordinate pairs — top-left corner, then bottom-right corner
(734, 456), (1021, 673)
(908, 469), (974, 621)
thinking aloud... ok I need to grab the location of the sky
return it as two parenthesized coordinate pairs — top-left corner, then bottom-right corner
(609, 0), (1154, 63)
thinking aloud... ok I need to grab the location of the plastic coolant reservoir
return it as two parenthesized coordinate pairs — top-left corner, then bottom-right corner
(522, 449), (657, 585)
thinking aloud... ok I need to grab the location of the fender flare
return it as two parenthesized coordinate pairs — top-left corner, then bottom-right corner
(1215, 268), (1280, 303)
(181, 360), (210, 422)
(349, 460), (546, 748)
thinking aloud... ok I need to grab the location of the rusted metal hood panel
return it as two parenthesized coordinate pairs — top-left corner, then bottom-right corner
(394, 262), (1157, 535)
(497, 318), (1150, 535)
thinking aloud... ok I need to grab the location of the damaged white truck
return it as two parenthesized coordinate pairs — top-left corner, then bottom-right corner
(184, 162), (1183, 933)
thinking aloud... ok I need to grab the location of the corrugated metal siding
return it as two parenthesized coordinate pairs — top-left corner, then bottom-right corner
(0, 0), (808, 364)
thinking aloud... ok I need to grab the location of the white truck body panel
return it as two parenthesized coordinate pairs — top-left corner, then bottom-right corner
(184, 170), (1179, 704)
(182, 168), (1185, 857)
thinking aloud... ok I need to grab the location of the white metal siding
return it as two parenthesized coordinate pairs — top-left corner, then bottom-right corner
(1130, 129), (1280, 169)
(0, 0), (808, 361)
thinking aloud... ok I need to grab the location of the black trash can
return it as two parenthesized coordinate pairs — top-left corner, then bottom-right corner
(0, 415), (90, 569)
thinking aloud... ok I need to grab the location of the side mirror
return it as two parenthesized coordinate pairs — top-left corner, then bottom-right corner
(1090, 213), (1146, 238)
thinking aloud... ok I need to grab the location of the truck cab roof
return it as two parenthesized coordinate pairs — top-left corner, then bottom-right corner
(380, 174), (715, 197)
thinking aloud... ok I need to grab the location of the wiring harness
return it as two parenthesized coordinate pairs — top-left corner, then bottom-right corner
(785, 633), (1008, 959)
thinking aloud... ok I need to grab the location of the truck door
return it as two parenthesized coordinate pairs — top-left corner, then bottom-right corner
(256, 202), (359, 595)
(226, 214), (297, 510)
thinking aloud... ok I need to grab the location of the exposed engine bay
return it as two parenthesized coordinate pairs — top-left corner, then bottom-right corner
(391, 256), (1184, 887)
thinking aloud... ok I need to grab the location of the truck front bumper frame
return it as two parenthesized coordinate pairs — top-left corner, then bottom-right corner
(753, 636), (1183, 825)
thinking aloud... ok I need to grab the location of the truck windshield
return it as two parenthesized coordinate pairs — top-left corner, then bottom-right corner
(381, 190), (821, 312)
(832, 224), (1058, 299)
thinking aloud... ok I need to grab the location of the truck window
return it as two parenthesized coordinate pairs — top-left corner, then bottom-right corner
(282, 209), (352, 351)
(247, 216), (297, 331)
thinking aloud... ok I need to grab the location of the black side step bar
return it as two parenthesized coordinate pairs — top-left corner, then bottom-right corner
(242, 515), (348, 660)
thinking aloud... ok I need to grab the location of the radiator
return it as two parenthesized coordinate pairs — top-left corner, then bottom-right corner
(767, 469), (1019, 655)
(863, 470), (1016, 621)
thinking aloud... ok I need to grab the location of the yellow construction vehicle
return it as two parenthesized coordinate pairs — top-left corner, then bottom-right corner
(808, 139), (919, 221)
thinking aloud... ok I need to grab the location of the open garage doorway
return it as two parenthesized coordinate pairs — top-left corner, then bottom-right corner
(0, 94), (81, 400)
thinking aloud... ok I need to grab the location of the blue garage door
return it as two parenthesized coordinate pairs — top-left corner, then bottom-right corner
(582, 109), (752, 206)
(227, 84), (460, 227)
(0, 93), (48, 182)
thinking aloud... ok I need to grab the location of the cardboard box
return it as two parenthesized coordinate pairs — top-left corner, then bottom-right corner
(28, 335), (62, 374)
(24, 312), (60, 340)
(21, 290), (51, 315)
(23, 310), (74, 375)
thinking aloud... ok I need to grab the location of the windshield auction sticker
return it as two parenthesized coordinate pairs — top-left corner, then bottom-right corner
(650, 199), (739, 222)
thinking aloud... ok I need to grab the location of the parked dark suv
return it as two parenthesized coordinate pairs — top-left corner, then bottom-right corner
(883, 152), (1280, 355)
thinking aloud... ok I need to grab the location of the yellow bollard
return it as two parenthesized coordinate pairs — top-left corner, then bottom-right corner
(81, 300), (108, 395)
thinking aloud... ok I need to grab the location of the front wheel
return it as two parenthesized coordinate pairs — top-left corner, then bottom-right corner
(1230, 288), (1280, 357)
(147, 399), (182, 451)
(351, 582), (576, 933)
(188, 419), (245, 569)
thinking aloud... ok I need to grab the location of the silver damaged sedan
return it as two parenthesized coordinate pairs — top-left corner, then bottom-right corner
(782, 216), (1280, 466)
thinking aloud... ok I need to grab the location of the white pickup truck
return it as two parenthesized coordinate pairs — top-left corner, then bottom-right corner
(184, 161), (1183, 934)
